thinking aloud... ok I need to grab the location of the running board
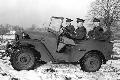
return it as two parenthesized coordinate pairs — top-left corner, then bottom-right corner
(52, 61), (79, 65)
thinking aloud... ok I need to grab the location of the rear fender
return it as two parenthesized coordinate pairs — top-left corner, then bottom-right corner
(71, 39), (113, 62)
(71, 49), (106, 63)
(81, 50), (106, 64)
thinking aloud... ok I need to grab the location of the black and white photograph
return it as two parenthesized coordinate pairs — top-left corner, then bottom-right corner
(0, 0), (120, 80)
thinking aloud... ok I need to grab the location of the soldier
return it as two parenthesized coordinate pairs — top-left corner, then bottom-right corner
(74, 18), (87, 43)
(93, 18), (104, 40)
(88, 18), (104, 40)
(102, 30), (112, 41)
(88, 29), (94, 39)
(56, 18), (75, 53)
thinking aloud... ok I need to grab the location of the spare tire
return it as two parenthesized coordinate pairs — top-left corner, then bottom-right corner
(11, 48), (35, 71)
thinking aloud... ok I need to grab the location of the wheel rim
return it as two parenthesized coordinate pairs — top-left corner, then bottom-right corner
(15, 52), (35, 70)
(18, 53), (31, 64)
(84, 56), (100, 71)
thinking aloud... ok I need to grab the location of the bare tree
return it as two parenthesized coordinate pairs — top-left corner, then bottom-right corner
(0, 24), (9, 40)
(12, 25), (24, 32)
(88, 0), (120, 31)
(26, 24), (37, 31)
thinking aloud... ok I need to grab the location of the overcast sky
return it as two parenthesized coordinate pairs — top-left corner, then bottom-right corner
(0, 0), (95, 28)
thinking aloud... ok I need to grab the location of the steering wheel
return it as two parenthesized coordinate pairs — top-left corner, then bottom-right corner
(61, 27), (73, 37)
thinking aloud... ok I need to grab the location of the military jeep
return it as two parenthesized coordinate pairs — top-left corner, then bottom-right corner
(6, 16), (114, 72)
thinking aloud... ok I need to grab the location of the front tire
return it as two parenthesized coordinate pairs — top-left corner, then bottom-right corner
(11, 48), (35, 71)
(80, 52), (102, 72)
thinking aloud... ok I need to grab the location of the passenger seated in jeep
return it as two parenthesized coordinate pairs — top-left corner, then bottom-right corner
(73, 18), (87, 43)
(88, 18), (112, 41)
(88, 18), (104, 40)
(56, 18), (87, 53)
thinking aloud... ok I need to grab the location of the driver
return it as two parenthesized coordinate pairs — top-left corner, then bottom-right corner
(56, 18), (76, 53)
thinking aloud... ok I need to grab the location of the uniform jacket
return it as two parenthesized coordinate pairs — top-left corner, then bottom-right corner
(88, 26), (103, 39)
(67, 26), (87, 41)
(93, 26), (104, 40)
(62, 24), (75, 39)
(100, 30), (112, 41)
(88, 30), (94, 39)
(65, 25), (75, 34)
(74, 26), (87, 40)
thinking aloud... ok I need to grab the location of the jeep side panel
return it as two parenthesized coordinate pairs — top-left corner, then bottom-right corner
(70, 39), (113, 62)
(42, 37), (70, 62)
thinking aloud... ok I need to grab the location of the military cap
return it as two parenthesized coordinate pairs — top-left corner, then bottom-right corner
(93, 18), (100, 22)
(76, 18), (85, 23)
(66, 18), (73, 22)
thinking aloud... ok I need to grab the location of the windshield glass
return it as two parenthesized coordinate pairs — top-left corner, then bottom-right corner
(49, 18), (63, 31)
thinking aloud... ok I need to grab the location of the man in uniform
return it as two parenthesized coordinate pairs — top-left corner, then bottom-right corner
(74, 18), (87, 43)
(93, 18), (104, 40)
(102, 30), (112, 41)
(56, 18), (75, 53)
(88, 18), (104, 40)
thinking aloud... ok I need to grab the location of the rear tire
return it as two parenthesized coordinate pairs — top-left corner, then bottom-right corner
(80, 52), (102, 72)
(11, 48), (36, 71)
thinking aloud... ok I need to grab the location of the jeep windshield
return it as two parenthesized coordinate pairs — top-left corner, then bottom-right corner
(49, 16), (64, 32)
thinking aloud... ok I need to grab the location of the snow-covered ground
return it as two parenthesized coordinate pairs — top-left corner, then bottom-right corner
(0, 57), (120, 80)
(0, 40), (120, 80)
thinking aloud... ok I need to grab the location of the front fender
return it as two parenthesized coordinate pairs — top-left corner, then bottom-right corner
(20, 42), (35, 48)
(18, 39), (55, 62)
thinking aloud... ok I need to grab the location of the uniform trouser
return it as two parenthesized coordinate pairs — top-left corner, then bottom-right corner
(57, 36), (75, 52)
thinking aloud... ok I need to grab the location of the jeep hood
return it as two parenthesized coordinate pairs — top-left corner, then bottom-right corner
(16, 30), (57, 40)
